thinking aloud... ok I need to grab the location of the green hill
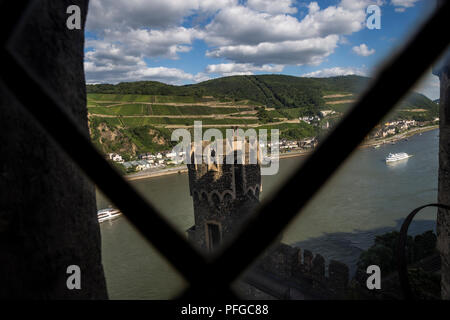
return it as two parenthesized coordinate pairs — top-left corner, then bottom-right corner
(88, 74), (437, 115)
(87, 75), (372, 111)
(87, 75), (438, 158)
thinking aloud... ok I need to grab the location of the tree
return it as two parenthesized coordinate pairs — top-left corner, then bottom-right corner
(256, 108), (275, 124)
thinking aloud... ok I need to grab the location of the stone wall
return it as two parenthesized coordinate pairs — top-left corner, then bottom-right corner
(256, 243), (350, 299)
(0, 0), (107, 298)
(437, 63), (450, 300)
(186, 139), (351, 297)
(187, 160), (261, 251)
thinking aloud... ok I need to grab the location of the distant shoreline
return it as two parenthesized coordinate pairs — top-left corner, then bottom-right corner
(127, 166), (188, 181)
(125, 125), (439, 182)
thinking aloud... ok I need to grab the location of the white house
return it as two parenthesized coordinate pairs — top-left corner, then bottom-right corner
(320, 110), (335, 117)
(108, 153), (123, 163)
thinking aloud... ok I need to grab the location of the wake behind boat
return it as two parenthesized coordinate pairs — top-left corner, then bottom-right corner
(385, 152), (412, 163)
(98, 208), (122, 223)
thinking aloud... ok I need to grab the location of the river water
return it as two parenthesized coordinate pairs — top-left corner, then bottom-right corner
(97, 129), (439, 299)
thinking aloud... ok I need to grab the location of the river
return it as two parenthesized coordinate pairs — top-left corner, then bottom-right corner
(97, 129), (439, 299)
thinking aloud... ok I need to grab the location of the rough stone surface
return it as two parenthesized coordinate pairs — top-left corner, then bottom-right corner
(186, 139), (353, 299)
(187, 150), (262, 251)
(328, 260), (349, 291)
(258, 243), (298, 279)
(303, 250), (313, 271)
(438, 68), (450, 300)
(0, 0), (108, 299)
(311, 254), (325, 281)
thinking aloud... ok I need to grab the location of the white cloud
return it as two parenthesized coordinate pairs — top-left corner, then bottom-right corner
(84, 3), (213, 84)
(414, 72), (440, 100)
(202, 1), (382, 66)
(84, 45), (209, 84)
(84, 44), (145, 69)
(204, 1), (379, 47)
(128, 67), (209, 84)
(85, 6), (211, 84)
(352, 43), (376, 56)
(339, 36), (350, 45)
(206, 35), (339, 66)
(87, 0), (237, 30)
(91, 27), (203, 60)
(391, 0), (420, 12)
(84, 27), (204, 83)
(205, 63), (284, 76)
(84, 0), (385, 83)
(84, 0), (228, 83)
(246, 0), (297, 14)
(391, 0), (419, 8)
(301, 66), (368, 77)
(204, 6), (310, 46)
(85, 62), (209, 84)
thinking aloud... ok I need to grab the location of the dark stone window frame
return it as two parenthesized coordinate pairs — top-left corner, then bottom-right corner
(1, 1), (449, 299)
(205, 221), (223, 252)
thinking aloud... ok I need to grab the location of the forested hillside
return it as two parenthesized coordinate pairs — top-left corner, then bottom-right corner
(87, 75), (372, 109)
(86, 75), (438, 158)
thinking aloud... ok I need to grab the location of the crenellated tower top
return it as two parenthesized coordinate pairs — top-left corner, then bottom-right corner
(186, 138), (262, 251)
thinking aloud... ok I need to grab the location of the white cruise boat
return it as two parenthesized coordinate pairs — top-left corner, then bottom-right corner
(385, 152), (412, 163)
(97, 208), (122, 223)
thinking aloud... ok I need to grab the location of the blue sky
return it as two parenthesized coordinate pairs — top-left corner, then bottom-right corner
(84, 0), (441, 99)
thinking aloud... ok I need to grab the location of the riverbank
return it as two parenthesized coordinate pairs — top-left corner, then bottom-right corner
(360, 125), (439, 149)
(125, 125), (439, 181)
(127, 166), (188, 181)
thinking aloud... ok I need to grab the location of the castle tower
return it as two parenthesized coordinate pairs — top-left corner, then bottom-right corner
(186, 139), (262, 252)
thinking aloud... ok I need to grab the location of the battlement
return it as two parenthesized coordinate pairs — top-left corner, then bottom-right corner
(189, 138), (262, 168)
(256, 243), (351, 298)
(185, 139), (352, 298)
(186, 139), (263, 251)
(187, 139), (262, 203)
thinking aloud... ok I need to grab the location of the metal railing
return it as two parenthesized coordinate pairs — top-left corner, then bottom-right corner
(1, 0), (449, 299)
(398, 204), (450, 300)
